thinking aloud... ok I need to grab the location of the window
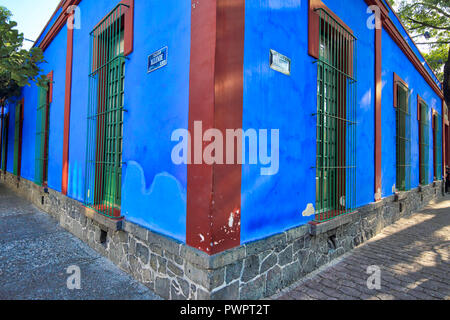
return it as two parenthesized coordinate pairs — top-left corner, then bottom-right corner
(433, 111), (442, 181)
(13, 99), (24, 177)
(0, 106), (9, 173)
(314, 8), (357, 222)
(418, 96), (430, 186)
(85, 3), (129, 218)
(393, 74), (411, 191)
(35, 74), (52, 186)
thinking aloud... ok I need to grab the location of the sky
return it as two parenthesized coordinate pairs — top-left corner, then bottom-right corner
(0, 0), (61, 49)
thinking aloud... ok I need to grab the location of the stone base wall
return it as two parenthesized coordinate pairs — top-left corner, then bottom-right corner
(0, 171), (445, 300)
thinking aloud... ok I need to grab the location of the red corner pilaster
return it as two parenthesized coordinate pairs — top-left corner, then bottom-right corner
(374, 27), (382, 200)
(187, 0), (245, 255)
(62, 19), (74, 195)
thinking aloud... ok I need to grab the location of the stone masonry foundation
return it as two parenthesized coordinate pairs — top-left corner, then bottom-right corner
(0, 170), (445, 300)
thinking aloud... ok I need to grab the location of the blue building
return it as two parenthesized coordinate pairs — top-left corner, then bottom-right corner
(0, 0), (447, 299)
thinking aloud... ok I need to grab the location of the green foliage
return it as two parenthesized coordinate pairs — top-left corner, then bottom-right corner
(0, 6), (47, 104)
(393, 0), (449, 82)
(424, 45), (448, 80)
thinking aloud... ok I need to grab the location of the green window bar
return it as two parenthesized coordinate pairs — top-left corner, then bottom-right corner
(433, 113), (442, 181)
(84, 3), (127, 219)
(35, 83), (50, 186)
(13, 100), (23, 176)
(395, 82), (411, 191)
(314, 8), (357, 223)
(419, 101), (430, 185)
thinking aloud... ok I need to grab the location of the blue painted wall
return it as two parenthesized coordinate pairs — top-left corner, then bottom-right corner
(240, 0), (376, 243)
(19, 25), (67, 186)
(381, 28), (442, 197)
(67, 0), (190, 241)
(43, 25), (67, 192)
(3, 101), (16, 174)
(241, 0), (316, 243)
(120, 0), (190, 242)
(4, 0), (443, 247)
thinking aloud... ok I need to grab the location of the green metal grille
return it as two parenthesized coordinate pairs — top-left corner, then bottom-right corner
(419, 101), (430, 185)
(85, 3), (127, 219)
(433, 113), (442, 181)
(35, 83), (50, 186)
(395, 82), (411, 191)
(13, 101), (23, 176)
(314, 8), (357, 222)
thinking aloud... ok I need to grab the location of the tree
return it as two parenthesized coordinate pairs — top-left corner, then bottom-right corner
(0, 6), (47, 106)
(388, 0), (449, 106)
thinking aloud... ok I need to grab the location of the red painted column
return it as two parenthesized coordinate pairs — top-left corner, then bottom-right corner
(62, 16), (74, 195)
(374, 27), (382, 200)
(187, 0), (245, 255)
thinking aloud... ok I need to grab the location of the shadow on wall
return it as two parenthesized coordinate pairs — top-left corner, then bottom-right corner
(122, 161), (186, 242)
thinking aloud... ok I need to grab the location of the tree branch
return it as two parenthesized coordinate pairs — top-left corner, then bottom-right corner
(405, 2), (450, 19)
(406, 17), (450, 30)
(415, 41), (450, 45)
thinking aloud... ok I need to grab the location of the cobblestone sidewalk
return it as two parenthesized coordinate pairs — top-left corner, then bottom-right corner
(275, 196), (450, 300)
(0, 184), (161, 300)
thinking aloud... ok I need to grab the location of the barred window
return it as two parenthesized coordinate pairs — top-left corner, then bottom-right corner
(0, 107), (9, 173)
(394, 77), (411, 191)
(85, 3), (128, 219)
(433, 112), (442, 181)
(314, 8), (357, 222)
(418, 98), (430, 186)
(13, 99), (24, 176)
(35, 73), (52, 187)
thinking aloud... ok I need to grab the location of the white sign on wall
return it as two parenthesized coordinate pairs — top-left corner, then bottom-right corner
(270, 49), (291, 76)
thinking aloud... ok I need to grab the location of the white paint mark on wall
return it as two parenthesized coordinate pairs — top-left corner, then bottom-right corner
(302, 203), (315, 217)
(228, 212), (234, 228)
(199, 234), (205, 243)
(392, 184), (397, 193)
(375, 188), (382, 201)
(340, 196), (346, 207)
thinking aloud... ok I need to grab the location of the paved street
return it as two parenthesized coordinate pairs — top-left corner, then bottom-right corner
(0, 184), (161, 300)
(1, 182), (449, 301)
(276, 195), (450, 300)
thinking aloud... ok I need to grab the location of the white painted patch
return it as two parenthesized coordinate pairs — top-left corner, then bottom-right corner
(392, 184), (396, 193)
(228, 213), (234, 228)
(340, 196), (346, 207)
(302, 203), (315, 217)
(199, 234), (205, 242)
(375, 188), (382, 201)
